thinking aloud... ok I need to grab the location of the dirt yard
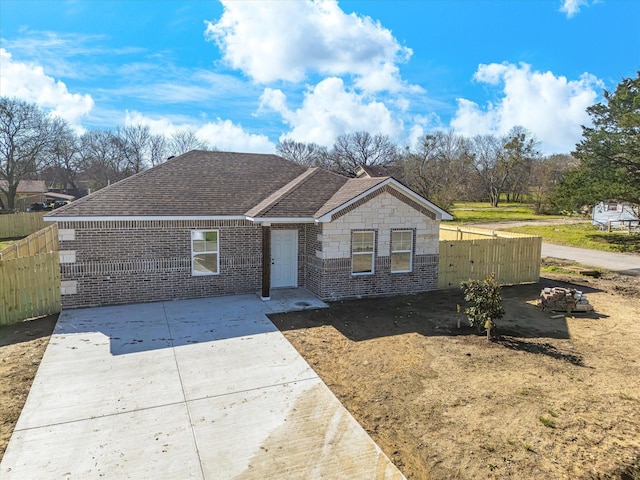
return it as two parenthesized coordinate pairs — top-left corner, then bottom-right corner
(272, 272), (640, 480)
(0, 315), (57, 461)
(1, 273), (639, 479)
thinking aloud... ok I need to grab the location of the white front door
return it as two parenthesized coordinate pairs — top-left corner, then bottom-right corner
(271, 230), (298, 288)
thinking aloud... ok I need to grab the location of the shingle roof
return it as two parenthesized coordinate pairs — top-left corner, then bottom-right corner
(314, 177), (388, 218)
(48, 151), (307, 217)
(0, 180), (47, 194)
(47, 151), (448, 221)
(247, 168), (349, 218)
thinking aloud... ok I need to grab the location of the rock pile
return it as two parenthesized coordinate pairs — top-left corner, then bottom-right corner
(540, 287), (594, 313)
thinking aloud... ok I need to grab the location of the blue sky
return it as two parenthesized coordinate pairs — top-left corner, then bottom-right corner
(1, 0), (638, 155)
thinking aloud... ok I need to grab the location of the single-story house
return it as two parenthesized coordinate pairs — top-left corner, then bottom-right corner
(0, 180), (47, 211)
(592, 201), (639, 229)
(45, 151), (452, 308)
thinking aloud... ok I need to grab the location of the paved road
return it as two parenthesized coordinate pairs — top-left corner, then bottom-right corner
(469, 220), (640, 276)
(541, 243), (640, 276)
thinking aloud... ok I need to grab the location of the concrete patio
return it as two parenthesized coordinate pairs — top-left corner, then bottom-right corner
(1, 290), (404, 479)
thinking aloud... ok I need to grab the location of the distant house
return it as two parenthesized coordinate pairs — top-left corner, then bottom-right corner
(45, 150), (452, 308)
(592, 201), (639, 229)
(0, 180), (47, 211)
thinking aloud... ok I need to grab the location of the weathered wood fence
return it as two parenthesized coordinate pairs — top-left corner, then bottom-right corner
(0, 223), (58, 260)
(438, 226), (542, 289)
(0, 212), (47, 238)
(0, 223), (61, 325)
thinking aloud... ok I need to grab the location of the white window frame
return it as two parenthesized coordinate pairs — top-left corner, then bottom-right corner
(191, 230), (220, 276)
(351, 230), (375, 276)
(391, 229), (413, 273)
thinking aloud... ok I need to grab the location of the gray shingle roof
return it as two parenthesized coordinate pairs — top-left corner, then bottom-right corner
(48, 151), (307, 217)
(47, 150), (447, 221)
(248, 168), (349, 218)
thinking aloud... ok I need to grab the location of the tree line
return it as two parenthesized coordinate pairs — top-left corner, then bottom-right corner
(1, 71), (637, 212)
(0, 97), (211, 210)
(277, 128), (574, 213)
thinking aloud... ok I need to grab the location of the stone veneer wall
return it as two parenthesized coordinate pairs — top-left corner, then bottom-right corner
(57, 219), (262, 308)
(313, 190), (441, 300)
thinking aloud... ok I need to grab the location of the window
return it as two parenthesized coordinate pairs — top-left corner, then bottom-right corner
(352, 231), (375, 275)
(391, 230), (413, 273)
(191, 230), (219, 275)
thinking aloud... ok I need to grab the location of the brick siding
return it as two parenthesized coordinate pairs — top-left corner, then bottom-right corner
(57, 189), (442, 307)
(58, 219), (262, 308)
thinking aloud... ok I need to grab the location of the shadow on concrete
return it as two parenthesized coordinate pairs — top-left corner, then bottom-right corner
(55, 292), (326, 356)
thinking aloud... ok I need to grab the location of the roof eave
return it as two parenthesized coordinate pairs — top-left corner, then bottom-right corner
(44, 215), (248, 222)
(246, 216), (318, 224)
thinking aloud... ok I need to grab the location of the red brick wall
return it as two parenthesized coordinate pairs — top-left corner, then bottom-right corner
(312, 253), (439, 300)
(57, 218), (440, 307)
(58, 219), (262, 308)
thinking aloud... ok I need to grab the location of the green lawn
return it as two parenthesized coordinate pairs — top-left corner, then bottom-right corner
(450, 202), (563, 223)
(506, 223), (640, 253)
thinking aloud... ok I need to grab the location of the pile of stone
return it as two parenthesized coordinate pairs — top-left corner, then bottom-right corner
(540, 287), (594, 313)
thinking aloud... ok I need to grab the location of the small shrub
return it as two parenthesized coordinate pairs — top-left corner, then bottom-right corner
(461, 274), (505, 339)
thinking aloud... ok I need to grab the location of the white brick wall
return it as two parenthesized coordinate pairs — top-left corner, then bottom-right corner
(321, 191), (439, 260)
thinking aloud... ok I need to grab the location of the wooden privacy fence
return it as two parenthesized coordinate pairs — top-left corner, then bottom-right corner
(0, 252), (61, 325)
(0, 212), (47, 238)
(0, 223), (61, 325)
(0, 223), (58, 260)
(438, 226), (542, 289)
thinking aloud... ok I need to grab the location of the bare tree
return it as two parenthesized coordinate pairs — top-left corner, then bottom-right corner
(468, 134), (506, 207)
(45, 124), (81, 190)
(502, 126), (540, 202)
(468, 128), (539, 207)
(276, 138), (330, 168)
(329, 131), (398, 177)
(167, 129), (209, 157)
(530, 154), (577, 214)
(399, 131), (474, 210)
(113, 125), (153, 173)
(0, 97), (64, 210)
(79, 130), (129, 190)
(148, 134), (168, 167)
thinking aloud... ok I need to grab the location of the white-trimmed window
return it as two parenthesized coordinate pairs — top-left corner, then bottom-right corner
(191, 230), (219, 276)
(391, 230), (413, 273)
(352, 231), (375, 275)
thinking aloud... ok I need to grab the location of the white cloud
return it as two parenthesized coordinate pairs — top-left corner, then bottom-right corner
(125, 111), (275, 154)
(560, 0), (589, 18)
(259, 77), (404, 146)
(0, 48), (94, 128)
(450, 62), (602, 154)
(205, 0), (415, 92)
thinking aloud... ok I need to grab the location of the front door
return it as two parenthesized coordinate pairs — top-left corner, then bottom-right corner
(271, 230), (298, 288)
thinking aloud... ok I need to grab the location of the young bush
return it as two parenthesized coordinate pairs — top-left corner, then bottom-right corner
(461, 274), (505, 340)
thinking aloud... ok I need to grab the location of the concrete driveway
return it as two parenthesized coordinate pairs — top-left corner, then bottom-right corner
(1, 292), (404, 479)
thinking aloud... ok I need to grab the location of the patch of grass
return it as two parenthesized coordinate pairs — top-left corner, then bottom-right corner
(541, 265), (577, 275)
(449, 202), (563, 223)
(539, 416), (557, 428)
(508, 223), (640, 253)
(619, 392), (637, 401)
